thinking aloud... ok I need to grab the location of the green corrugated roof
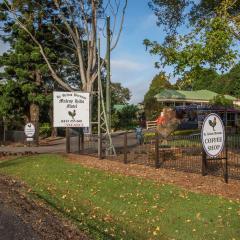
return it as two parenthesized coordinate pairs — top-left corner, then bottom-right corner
(113, 104), (128, 111)
(155, 89), (236, 101)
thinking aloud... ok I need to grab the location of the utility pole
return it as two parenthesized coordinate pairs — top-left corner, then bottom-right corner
(98, 38), (102, 159)
(106, 16), (111, 137)
(97, 36), (116, 157)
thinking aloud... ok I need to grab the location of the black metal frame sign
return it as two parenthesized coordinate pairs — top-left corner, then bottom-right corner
(201, 113), (228, 183)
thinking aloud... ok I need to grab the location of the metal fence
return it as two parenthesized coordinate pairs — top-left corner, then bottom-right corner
(0, 121), (24, 144)
(69, 129), (240, 181)
(0, 121), (29, 145)
(0, 120), (52, 146)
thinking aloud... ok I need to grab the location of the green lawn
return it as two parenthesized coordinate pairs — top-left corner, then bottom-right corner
(0, 154), (240, 240)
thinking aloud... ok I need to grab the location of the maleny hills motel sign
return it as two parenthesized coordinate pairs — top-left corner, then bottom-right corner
(201, 113), (228, 182)
(53, 92), (90, 128)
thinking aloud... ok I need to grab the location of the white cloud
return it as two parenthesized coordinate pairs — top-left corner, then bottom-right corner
(111, 55), (159, 104)
(111, 59), (146, 71)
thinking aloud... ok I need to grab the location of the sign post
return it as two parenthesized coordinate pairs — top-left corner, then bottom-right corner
(201, 113), (228, 182)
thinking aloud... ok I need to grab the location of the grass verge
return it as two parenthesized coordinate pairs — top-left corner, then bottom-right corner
(0, 154), (240, 240)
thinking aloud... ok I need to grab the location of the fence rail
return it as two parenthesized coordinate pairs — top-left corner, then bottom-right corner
(146, 121), (157, 130)
(69, 129), (240, 181)
(0, 120), (40, 145)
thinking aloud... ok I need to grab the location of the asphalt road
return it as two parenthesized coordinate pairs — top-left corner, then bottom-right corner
(0, 138), (66, 154)
(0, 131), (140, 154)
(0, 207), (40, 240)
(0, 176), (88, 240)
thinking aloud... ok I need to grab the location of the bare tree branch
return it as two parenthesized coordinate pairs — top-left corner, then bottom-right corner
(2, 0), (128, 93)
(53, 0), (87, 89)
(111, 0), (128, 51)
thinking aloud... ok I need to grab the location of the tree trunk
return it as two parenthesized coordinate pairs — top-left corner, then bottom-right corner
(30, 103), (39, 145)
(49, 103), (57, 138)
(29, 70), (42, 145)
(30, 103), (39, 123)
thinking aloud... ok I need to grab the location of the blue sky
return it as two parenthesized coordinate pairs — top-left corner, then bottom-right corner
(110, 1), (167, 103)
(0, 1), (169, 104)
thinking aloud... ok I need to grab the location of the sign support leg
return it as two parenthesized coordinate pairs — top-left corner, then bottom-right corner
(202, 148), (207, 176)
(66, 128), (70, 153)
(224, 130), (229, 183)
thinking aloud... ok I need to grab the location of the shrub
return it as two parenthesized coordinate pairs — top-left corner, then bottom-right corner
(39, 123), (51, 138)
(172, 129), (200, 136)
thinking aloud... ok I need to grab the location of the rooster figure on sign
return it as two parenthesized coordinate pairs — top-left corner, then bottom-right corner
(209, 117), (217, 131)
(68, 109), (76, 120)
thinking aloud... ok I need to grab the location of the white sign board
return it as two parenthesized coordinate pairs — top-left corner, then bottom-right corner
(201, 113), (225, 157)
(53, 91), (90, 128)
(24, 123), (35, 138)
(26, 137), (34, 142)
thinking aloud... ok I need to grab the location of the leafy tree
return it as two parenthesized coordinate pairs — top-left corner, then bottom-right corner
(1, 0), (128, 138)
(210, 94), (233, 107)
(144, 72), (172, 120)
(0, 0), (93, 137)
(0, 26), (52, 122)
(216, 63), (240, 97)
(145, 0), (240, 85)
(174, 63), (240, 99)
(1, 0), (128, 92)
(175, 67), (220, 91)
(112, 105), (138, 130)
(111, 82), (131, 104)
(0, 80), (29, 120)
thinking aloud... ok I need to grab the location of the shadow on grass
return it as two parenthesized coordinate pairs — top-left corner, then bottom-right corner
(0, 156), (36, 169)
(33, 192), (116, 240)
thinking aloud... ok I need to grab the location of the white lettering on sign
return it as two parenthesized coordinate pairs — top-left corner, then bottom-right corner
(201, 113), (225, 157)
(53, 91), (90, 128)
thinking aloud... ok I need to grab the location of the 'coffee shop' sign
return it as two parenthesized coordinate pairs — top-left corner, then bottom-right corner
(201, 113), (225, 157)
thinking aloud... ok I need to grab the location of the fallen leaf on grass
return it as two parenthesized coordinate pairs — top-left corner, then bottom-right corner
(196, 212), (201, 220)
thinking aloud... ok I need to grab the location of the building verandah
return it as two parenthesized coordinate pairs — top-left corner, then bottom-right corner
(154, 89), (240, 131)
